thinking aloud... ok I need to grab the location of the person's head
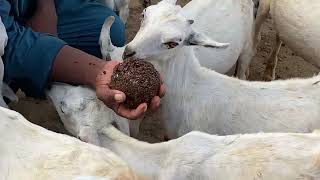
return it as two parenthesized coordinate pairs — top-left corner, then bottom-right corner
(123, 0), (229, 60)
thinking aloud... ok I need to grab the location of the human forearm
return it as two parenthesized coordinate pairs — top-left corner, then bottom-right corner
(51, 45), (151, 120)
(51, 45), (107, 88)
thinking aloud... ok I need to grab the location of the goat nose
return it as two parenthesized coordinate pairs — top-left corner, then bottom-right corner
(123, 46), (136, 60)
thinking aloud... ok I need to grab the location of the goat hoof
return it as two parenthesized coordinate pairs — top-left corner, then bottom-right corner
(245, 69), (250, 78)
(263, 74), (275, 81)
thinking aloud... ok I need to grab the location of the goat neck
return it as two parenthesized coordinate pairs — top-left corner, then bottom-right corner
(151, 46), (238, 98)
(99, 125), (170, 180)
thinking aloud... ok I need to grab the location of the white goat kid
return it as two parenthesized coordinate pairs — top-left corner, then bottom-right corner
(44, 18), (131, 143)
(0, 17), (18, 108)
(47, 17), (138, 147)
(124, 0), (320, 139)
(181, 0), (254, 79)
(47, 83), (130, 146)
(99, 125), (320, 180)
(101, 0), (130, 24)
(255, 0), (320, 80)
(0, 107), (139, 180)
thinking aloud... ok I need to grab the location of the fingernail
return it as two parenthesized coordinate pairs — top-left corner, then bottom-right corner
(143, 105), (147, 112)
(114, 93), (124, 102)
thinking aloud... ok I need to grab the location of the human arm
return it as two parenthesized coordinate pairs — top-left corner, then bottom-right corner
(51, 45), (165, 120)
(27, 0), (165, 119)
(1, 0), (164, 119)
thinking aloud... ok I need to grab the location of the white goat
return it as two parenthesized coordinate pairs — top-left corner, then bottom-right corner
(99, 126), (320, 180)
(123, 0), (320, 139)
(100, 126), (320, 180)
(100, 0), (130, 24)
(0, 17), (18, 108)
(47, 87), (320, 180)
(104, 0), (254, 78)
(181, 0), (254, 79)
(47, 83), (130, 146)
(255, 0), (320, 80)
(0, 106), (139, 180)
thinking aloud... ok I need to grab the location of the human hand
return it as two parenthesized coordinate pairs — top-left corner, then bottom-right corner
(95, 61), (165, 120)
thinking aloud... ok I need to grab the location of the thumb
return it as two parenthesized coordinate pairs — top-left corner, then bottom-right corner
(96, 85), (126, 106)
(109, 89), (126, 103)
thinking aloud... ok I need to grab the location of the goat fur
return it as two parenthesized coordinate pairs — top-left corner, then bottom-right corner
(0, 107), (139, 180)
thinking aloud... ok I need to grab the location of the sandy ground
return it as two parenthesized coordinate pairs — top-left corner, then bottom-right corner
(9, 0), (320, 142)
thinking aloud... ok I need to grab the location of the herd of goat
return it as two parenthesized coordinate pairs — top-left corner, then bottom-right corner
(1, 0), (320, 179)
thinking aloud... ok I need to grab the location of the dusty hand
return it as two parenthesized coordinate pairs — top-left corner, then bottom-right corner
(95, 61), (165, 120)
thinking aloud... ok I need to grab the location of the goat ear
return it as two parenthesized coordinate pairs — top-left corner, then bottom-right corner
(99, 16), (116, 60)
(185, 31), (230, 49)
(161, 0), (177, 5)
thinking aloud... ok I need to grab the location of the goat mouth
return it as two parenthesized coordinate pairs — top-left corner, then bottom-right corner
(122, 50), (136, 60)
(123, 57), (145, 61)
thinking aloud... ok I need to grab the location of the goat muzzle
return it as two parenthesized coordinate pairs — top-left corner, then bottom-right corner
(123, 46), (136, 60)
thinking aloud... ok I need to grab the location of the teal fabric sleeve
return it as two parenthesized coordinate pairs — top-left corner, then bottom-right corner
(1, 0), (66, 98)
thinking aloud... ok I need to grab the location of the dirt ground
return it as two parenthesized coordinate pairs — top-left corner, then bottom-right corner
(9, 0), (320, 143)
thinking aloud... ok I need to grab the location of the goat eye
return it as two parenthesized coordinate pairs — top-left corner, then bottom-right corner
(60, 101), (66, 114)
(163, 42), (179, 49)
